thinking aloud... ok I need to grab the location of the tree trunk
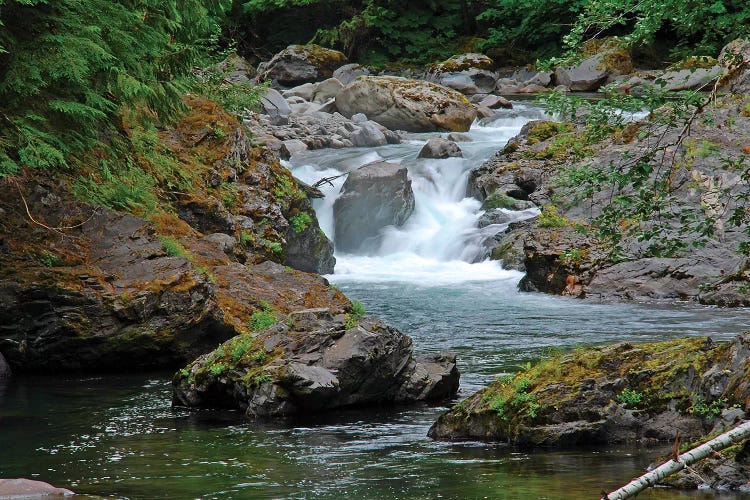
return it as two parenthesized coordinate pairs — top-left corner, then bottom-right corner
(603, 420), (750, 500)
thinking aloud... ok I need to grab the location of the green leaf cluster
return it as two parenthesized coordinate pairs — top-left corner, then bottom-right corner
(0, 0), (229, 176)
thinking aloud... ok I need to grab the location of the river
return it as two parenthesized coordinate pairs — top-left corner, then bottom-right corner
(1, 104), (748, 499)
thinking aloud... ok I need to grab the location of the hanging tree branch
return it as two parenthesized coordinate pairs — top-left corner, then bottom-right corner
(602, 420), (750, 499)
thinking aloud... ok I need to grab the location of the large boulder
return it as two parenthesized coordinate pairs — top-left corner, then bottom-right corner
(333, 63), (370, 85)
(284, 208), (335, 275)
(0, 99), (341, 372)
(417, 137), (463, 159)
(173, 308), (459, 416)
(350, 121), (387, 147)
(259, 44), (347, 86)
(719, 39), (750, 94)
(429, 334), (750, 447)
(335, 76), (476, 132)
(659, 66), (724, 91)
(333, 161), (415, 253)
(260, 88), (291, 125)
(429, 53), (498, 95)
(312, 77), (344, 103)
(215, 54), (255, 85)
(554, 55), (610, 91)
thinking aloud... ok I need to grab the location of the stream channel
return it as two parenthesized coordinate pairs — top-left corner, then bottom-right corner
(1, 103), (749, 499)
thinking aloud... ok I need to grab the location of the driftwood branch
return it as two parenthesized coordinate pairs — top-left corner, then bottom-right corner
(602, 420), (750, 500)
(312, 172), (348, 188)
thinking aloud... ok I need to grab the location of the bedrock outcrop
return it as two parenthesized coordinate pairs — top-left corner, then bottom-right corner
(468, 51), (750, 304)
(429, 334), (750, 447)
(173, 308), (459, 416)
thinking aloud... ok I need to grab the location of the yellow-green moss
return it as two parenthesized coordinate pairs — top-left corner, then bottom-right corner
(453, 336), (733, 433)
(526, 122), (573, 145)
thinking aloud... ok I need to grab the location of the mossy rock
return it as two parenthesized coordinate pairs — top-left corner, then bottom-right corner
(482, 191), (522, 210)
(430, 53), (496, 73)
(429, 334), (750, 447)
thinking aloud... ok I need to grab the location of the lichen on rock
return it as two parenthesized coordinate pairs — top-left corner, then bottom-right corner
(429, 334), (750, 448)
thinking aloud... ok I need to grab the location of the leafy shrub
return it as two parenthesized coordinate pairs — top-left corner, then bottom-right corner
(537, 205), (569, 228)
(290, 212), (313, 233)
(248, 301), (277, 331)
(159, 236), (188, 258)
(616, 388), (643, 409)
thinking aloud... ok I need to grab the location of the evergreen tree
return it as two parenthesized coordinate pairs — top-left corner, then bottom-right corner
(0, 0), (229, 176)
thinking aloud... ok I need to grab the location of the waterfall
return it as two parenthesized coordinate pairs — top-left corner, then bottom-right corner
(289, 103), (548, 285)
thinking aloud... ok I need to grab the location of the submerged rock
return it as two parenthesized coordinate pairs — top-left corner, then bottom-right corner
(336, 76), (476, 132)
(173, 308), (459, 416)
(0, 478), (74, 497)
(333, 161), (415, 253)
(429, 334), (750, 447)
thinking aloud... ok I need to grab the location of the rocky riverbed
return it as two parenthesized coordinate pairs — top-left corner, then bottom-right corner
(2, 36), (750, 496)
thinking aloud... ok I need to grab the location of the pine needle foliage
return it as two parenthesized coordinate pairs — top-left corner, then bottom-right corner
(0, 0), (230, 176)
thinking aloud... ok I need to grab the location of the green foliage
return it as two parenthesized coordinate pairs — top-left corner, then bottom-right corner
(564, 0), (750, 60)
(616, 388), (644, 409)
(248, 301), (277, 331)
(344, 299), (366, 328)
(199, 66), (270, 117)
(479, 0), (587, 59)
(73, 160), (158, 213)
(35, 250), (61, 267)
(230, 336), (254, 361)
(263, 239), (283, 254)
(688, 396), (725, 418)
(537, 205), (569, 228)
(209, 362), (228, 376)
(289, 212), (313, 233)
(0, 0), (229, 176)
(160, 236), (188, 258)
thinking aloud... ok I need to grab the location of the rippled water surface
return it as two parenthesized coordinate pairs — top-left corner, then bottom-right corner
(3, 106), (750, 499)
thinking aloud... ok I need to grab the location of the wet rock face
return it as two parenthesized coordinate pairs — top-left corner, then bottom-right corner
(173, 308), (459, 417)
(335, 76), (477, 132)
(0, 207), (235, 373)
(284, 199), (336, 275)
(259, 44), (347, 86)
(0, 352), (11, 379)
(429, 334), (750, 447)
(332, 161), (415, 253)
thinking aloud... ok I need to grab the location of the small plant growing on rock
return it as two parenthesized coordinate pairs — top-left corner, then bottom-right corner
(159, 236), (188, 258)
(248, 301), (277, 331)
(616, 388), (643, 409)
(209, 362), (228, 376)
(344, 299), (366, 329)
(289, 212), (313, 233)
(262, 239), (283, 254)
(240, 231), (254, 247)
(688, 396), (725, 418)
(35, 250), (61, 267)
(537, 205), (569, 228)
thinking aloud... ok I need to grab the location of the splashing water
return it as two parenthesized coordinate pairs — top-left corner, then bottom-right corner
(289, 104), (547, 285)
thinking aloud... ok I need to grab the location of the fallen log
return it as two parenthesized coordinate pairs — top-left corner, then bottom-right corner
(603, 420), (750, 499)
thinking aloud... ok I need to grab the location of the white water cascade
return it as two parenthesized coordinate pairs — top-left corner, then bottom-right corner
(288, 103), (548, 285)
